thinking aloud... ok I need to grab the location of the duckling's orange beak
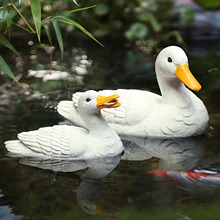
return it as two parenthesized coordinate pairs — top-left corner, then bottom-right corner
(96, 94), (120, 109)
(175, 64), (202, 92)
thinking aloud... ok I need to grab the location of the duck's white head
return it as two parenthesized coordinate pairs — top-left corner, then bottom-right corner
(78, 90), (120, 116)
(155, 46), (201, 92)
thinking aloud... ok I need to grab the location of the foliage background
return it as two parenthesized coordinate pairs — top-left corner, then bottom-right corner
(0, 0), (197, 80)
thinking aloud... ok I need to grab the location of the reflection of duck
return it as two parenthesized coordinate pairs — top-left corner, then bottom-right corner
(19, 155), (121, 215)
(77, 156), (121, 215)
(19, 154), (121, 177)
(5, 90), (124, 160)
(136, 136), (220, 205)
(58, 46), (209, 137)
(121, 135), (206, 170)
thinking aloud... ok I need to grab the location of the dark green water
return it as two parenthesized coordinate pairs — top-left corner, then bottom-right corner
(0, 37), (220, 220)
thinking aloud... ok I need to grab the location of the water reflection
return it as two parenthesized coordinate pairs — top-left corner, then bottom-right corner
(127, 135), (220, 205)
(148, 167), (220, 206)
(0, 190), (23, 220)
(120, 135), (220, 207)
(1, 133), (216, 217)
(77, 156), (121, 215)
(18, 155), (121, 215)
(19, 155), (121, 177)
(121, 135), (206, 170)
(12, 135), (208, 214)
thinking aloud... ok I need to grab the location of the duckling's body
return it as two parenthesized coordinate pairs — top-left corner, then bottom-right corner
(58, 46), (209, 137)
(5, 91), (124, 159)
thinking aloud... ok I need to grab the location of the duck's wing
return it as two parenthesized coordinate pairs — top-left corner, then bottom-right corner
(6, 125), (88, 158)
(105, 89), (154, 125)
(57, 100), (86, 128)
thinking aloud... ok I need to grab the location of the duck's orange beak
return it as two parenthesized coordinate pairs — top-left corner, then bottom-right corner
(175, 64), (202, 92)
(96, 94), (120, 109)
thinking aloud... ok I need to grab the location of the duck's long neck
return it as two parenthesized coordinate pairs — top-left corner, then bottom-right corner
(80, 111), (113, 135)
(157, 75), (192, 108)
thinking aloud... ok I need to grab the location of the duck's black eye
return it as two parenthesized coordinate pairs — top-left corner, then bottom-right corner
(86, 98), (91, 102)
(168, 57), (172, 63)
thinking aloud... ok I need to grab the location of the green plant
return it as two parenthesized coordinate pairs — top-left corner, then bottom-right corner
(0, 0), (102, 81)
(69, 0), (187, 54)
(73, 0), (174, 39)
(194, 0), (220, 9)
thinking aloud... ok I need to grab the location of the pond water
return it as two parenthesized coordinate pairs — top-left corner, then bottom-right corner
(0, 36), (220, 220)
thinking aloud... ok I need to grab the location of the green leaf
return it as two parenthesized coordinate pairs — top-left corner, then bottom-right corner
(114, 0), (126, 6)
(51, 19), (64, 58)
(125, 23), (148, 40)
(43, 23), (52, 45)
(72, 0), (79, 6)
(111, 20), (123, 30)
(63, 5), (96, 15)
(179, 7), (195, 24)
(0, 55), (17, 81)
(146, 12), (161, 32)
(95, 3), (109, 16)
(194, 0), (220, 9)
(55, 16), (103, 47)
(137, 11), (161, 32)
(3, 0), (9, 17)
(0, 7), (17, 21)
(93, 26), (110, 37)
(30, 0), (41, 41)
(0, 34), (19, 55)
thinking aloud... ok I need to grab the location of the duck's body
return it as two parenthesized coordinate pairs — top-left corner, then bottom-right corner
(5, 91), (124, 159)
(58, 46), (209, 138)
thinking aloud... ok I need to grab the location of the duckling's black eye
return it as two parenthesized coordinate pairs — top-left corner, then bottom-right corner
(168, 57), (172, 63)
(86, 98), (91, 102)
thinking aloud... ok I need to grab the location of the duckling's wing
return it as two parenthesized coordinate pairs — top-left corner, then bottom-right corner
(57, 100), (86, 128)
(17, 125), (88, 158)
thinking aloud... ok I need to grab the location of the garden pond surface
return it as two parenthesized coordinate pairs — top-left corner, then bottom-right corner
(0, 38), (220, 219)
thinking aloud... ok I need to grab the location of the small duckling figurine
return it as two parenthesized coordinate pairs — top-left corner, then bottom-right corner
(5, 90), (124, 159)
(58, 46), (209, 138)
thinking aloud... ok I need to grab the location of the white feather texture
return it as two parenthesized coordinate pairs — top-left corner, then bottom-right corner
(5, 90), (124, 159)
(57, 46), (209, 137)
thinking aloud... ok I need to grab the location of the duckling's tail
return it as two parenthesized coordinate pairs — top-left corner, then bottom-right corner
(5, 140), (37, 157)
(5, 140), (24, 154)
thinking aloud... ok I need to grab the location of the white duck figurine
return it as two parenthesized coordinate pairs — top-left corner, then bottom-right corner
(5, 90), (124, 159)
(58, 46), (209, 138)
